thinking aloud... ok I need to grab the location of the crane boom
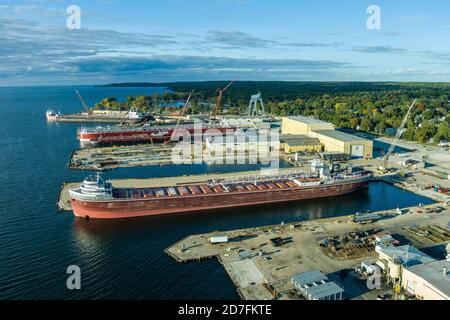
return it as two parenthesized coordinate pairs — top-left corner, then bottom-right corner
(176, 90), (194, 127)
(381, 99), (416, 169)
(221, 80), (234, 92)
(211, 80), (234, 118)
(75, 89), (91, 115)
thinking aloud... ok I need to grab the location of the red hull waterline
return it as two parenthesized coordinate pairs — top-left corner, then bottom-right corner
(71, 181), (369, 219)
(78, 127), (234, 144)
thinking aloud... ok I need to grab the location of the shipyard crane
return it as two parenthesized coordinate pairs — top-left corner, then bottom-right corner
(378, 99), (416, 173)
(211, 80), (234, 119)
(75, 89), (92, 115)
(162, 90), (196, 145)
(175, 90), (194, 127)
(248, 92), (266, 116)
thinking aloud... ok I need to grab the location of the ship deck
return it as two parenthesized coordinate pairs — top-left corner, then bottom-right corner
(112, 177), (323, 200)
(58, 168), (374, 211)
(79, 123), (234, 134)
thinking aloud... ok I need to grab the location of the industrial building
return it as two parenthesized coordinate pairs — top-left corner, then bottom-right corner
(281, 116), (373, 158)
(205, 132), (278, 155)
(219, 117), (271, 129)
(291, 270), (344, 300)
(375, 244), (435, 270)
(375, 244), (450, 299)
(401, 259), (450, 300)
(282, 116), (335, 135)
(280, 135), (323, 154)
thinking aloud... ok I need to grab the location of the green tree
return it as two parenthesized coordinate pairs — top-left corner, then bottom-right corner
(434, 121), (450, 142)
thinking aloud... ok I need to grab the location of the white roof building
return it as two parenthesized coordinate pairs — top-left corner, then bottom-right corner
(291, 270), (344, 300)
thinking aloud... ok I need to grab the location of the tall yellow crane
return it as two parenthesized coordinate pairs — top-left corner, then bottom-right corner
(211, 80), (234, 118)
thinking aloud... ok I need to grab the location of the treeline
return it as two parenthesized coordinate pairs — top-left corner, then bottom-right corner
(98, 81), (450, 144)
(94, 91), (201, 113)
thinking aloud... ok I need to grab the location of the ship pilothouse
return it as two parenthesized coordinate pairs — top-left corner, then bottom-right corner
(69, 173), (113, 201)
(45, 109), (60, 121)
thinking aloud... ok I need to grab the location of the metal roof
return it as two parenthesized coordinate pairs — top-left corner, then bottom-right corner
(313, 129), (371, 142)
(292, 270), (327, 286)
(378, 245), (435, 267)
(286, 116), (331, 125)
(406, 260), (450, 298)
(292, 270), (344, 299)
(305, 281), (344, 300)
(353, 213), (382, 223)
(280, 135), (322, 146)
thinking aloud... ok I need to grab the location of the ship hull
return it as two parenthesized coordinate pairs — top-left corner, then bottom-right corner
(78, 127), (234, 144)
(71, 180), (369, 219)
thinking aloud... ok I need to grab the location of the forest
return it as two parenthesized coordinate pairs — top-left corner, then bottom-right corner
(97, 81), (450, 144)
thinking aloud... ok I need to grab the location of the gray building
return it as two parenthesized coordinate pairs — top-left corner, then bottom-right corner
(291, 270), (344, 300)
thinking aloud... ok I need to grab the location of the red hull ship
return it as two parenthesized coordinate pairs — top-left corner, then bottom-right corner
(77, 124), (235, 145)
(69, 170), (373, 219)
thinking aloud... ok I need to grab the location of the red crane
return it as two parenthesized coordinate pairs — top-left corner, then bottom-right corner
(211, 80), (234, 118)
(75, 89), (92, 115)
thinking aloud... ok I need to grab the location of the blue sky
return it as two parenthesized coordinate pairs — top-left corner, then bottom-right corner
(1, 0), (449, 85)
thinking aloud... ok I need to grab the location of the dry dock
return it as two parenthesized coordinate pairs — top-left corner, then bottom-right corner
(68, 144), (175, 170)
(69, 142), (278, 171)
(165, 206), (450, 300)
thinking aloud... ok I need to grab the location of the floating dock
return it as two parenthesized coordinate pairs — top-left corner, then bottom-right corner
(49, 114), (134, 123)
(67, 143), (270, 171)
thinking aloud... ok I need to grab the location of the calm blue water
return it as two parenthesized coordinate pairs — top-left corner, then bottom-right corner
(0, 86), (434, 299)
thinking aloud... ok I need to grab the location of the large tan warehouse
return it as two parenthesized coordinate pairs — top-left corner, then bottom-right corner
(282, 116), (373, 159)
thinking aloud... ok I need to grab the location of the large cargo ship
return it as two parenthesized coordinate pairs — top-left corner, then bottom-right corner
(77, 123), (235, 145)
(69, 169), (373, 219)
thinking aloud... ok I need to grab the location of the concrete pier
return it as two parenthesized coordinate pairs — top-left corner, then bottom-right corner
(165, 206), (450, 300)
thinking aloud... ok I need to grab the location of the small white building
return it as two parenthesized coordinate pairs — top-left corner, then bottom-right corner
(209, 235), (228, 244)
(291, 270), (344, 300)
(374, 232), (397, 246)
